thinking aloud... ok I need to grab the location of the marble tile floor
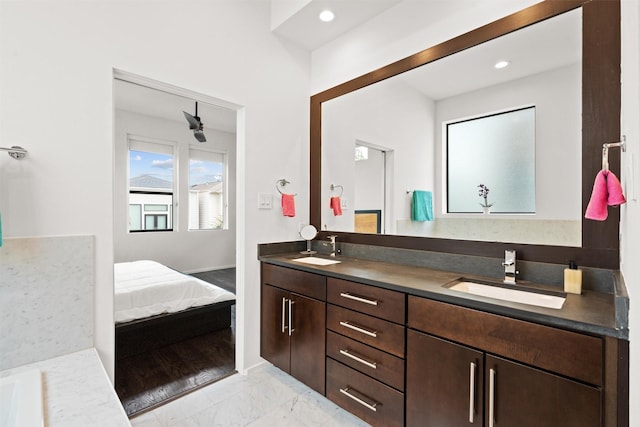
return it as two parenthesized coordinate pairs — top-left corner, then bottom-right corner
(129, 362), (371, 427)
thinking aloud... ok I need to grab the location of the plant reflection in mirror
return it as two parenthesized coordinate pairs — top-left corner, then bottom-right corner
(478, 184), (494, 208)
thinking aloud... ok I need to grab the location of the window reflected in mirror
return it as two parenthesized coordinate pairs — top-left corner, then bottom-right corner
(446, 106), (535, 214)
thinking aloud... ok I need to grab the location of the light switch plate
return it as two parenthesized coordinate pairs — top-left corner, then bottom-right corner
(258, 193), (273, 209)
(340, 197), (348, 209)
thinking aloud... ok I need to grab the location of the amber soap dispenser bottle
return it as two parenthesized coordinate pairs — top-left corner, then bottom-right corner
(564, 260), (582, 294)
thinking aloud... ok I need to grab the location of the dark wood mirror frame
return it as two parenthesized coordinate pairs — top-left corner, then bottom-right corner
(310, 0), (620, 269)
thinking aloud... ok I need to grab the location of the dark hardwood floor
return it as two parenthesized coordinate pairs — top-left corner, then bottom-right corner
(116, 268), (236, 418)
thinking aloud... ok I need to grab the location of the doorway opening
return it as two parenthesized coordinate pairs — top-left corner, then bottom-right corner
(112, 70), (242, 417)
(354, 140), (393, 234)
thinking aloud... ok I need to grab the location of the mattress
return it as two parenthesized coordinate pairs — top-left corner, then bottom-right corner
(114, 260), (235, 324)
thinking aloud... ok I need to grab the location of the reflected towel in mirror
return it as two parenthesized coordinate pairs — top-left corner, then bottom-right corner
(411, 190), (433, 221)
(281, 193), (296, 217)
(330, 196), (342, 216)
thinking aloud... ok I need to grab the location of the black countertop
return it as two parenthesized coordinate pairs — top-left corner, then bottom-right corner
(259, 252), (627, 340)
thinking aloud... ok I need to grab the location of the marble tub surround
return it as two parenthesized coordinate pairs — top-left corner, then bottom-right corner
(0, 236), (94, 371)
(0, 348), (131, 427)
(258, 243), (628, 339)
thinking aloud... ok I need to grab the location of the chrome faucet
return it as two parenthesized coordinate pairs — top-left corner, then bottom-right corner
(328, 235), (338, 257)
(502, 249), (519, 284)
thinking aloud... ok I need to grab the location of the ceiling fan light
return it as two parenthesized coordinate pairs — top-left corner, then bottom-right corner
(194, 129), (206, 143)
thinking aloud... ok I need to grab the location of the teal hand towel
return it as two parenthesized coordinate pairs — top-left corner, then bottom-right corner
(411, 190), (433, 221)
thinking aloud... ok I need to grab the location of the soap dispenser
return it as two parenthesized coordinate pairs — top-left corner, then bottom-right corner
(564, 260), (582, 294)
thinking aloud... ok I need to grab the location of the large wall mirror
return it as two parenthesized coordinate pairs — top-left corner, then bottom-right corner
(311, 0), (620, 268)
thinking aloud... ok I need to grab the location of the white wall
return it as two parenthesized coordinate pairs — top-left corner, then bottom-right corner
(0, 1), (310, 379)
(621, 1), (639, 425)
(114, 109), (236, 272)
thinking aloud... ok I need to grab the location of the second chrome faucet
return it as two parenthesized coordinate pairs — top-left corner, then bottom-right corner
(502, 249), (519, 284)
(327, 235), (338, 257)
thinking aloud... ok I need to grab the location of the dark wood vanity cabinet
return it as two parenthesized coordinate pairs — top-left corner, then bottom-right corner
(260, 264), (326, 394)
(325, 278), (406, 427)
(260, 262), (624, 427)
(407, 296), (603, 427)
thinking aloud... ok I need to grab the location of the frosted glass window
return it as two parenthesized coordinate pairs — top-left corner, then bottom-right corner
(446, 106), (536, 213)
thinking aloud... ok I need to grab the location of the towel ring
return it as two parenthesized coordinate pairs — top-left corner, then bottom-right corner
(1, 145), (27, 160)
(602, 136), (626, 171)
(275, 179), (297, 196)
(330, 184), (343, 197)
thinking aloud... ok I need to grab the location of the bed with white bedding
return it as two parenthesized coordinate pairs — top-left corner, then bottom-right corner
(114, 260), (236, 359)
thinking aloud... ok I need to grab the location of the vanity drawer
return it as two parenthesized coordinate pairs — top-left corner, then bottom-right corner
(327, 304), (405, 358)
(326, 358), (404, 427)
(327, 330), (405, 391)
(261, 263), (326, 301)
(408, 296), (603, 386)
(327, 278), (405, 323)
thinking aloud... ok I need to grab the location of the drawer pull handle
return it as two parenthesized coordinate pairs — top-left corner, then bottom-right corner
(489, 368), (496, 427)
(340, 292), (379, 306)
(469, 362), (476, 423)
(339, 387), (379, 412)
(339, 321), (378, 338)
(339, 349), (377, 369)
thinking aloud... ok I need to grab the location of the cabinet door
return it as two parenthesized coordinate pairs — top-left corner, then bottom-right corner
(406, 330), (484, 427)
(486, 355), (601, 427)
(290, 293), (326, 394)
(260, 284), (290, 373)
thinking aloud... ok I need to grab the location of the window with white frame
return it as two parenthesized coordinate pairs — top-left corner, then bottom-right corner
(128, 137), (175, 232)
(189, 148), (226, 230)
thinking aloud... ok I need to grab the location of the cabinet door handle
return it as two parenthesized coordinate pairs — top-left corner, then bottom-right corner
(469, 362), (476, 423)
(340, 292), (379, 306)
(339, 387), (379, 412)
(281, 297), (287, 333)
(339, 349), (377, 369)
(339, 321), (377, 338)
(489, 368), (496, 427)
(288, 299), (295, 336)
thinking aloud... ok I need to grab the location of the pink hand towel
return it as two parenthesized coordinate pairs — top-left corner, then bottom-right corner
(281, 193), (295, 217)
(330, 196), (342, 216)
(606, 170), (626, 206)
(585, 170), (608, 221)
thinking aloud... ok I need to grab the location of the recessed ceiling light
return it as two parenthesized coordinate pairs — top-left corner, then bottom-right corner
(494, 60), (510, 69)
(319, 10), (335, 22)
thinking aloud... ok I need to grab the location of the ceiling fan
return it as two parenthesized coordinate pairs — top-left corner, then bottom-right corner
(183, 102), (206, 142)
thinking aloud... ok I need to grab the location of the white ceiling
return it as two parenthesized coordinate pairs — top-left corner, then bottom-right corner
(271, 0), (403, 51)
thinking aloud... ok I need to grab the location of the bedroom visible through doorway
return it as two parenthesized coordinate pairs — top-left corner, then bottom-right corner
(112, 72), (240, 417)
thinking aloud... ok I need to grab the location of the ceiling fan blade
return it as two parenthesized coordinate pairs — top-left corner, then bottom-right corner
(183, 111), (200, 130)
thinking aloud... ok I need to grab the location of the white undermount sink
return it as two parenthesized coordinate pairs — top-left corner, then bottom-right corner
(0, 369), (44, 427)
(446, 280), (566, 309)
(291, 256), (342, 266)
